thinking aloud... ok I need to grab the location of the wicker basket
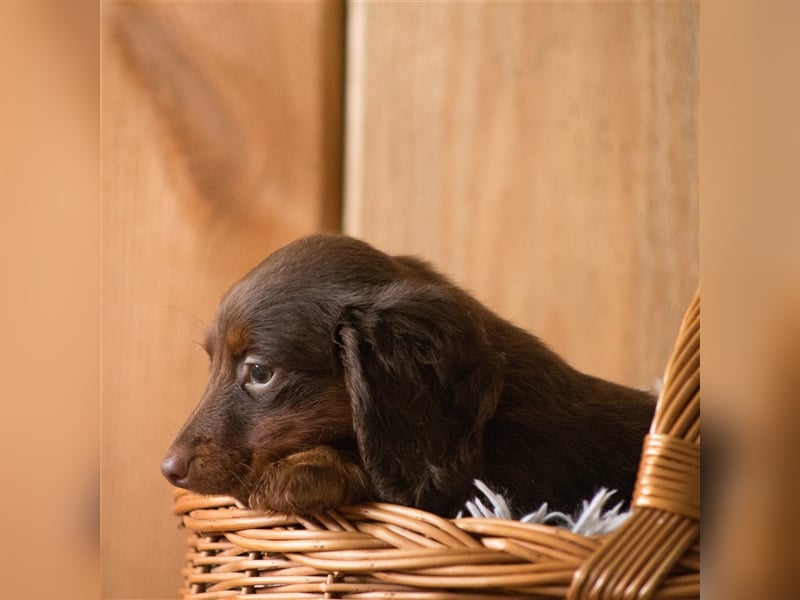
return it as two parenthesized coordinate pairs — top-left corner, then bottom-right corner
(173, 292), (700, 599)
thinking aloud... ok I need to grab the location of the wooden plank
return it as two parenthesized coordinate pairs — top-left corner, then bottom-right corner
(101, 2), (343, 598)
(345, 1), (698, 388)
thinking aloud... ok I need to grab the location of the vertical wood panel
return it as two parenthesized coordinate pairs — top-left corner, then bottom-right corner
(101, 2), (343, 598)
(345, 1), (698, 388)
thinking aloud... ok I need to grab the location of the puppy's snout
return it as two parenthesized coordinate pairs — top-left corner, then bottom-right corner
(161, 449), (191, 488)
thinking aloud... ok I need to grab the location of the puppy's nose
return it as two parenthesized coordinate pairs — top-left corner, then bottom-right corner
(161, 451), (190, 487)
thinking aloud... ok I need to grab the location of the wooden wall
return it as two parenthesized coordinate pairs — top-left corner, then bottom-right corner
(345, 1), (698, 388)
(101, 2), (343, 598)
(102, 1), (697, 598)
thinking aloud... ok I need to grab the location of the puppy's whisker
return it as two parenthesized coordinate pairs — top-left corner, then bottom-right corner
(188, 338), (210, 355)
(161, 304), (209, 330)
(230, 464), (251, 491)
(164, 305), (210, 341)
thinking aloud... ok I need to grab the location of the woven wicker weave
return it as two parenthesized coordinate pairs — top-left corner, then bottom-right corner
(173, 292), (700, 599)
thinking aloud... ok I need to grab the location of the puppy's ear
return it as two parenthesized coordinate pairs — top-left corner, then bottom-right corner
(335, 282), (503, 515)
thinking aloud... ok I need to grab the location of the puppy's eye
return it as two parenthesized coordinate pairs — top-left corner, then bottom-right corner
(243, 362), (274, 386)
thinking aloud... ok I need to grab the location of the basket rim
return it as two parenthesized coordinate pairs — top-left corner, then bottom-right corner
(173, 291), (700, 599)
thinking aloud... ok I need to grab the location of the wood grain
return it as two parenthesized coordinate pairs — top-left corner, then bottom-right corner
(345, 1), (698, 388)
(101, 2), (343, 598)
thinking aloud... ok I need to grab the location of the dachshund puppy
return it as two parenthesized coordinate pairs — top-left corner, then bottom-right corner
(162, 234), (655, 517)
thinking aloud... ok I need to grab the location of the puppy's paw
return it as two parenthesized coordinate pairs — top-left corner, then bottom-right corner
(249, 446), (369, 514)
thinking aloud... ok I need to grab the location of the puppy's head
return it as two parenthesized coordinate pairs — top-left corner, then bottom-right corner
(161, 235), (386, 502)
(162, 234), (503, 513)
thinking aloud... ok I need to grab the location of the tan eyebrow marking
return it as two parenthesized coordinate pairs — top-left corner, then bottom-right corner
(225, 324), (251, 358)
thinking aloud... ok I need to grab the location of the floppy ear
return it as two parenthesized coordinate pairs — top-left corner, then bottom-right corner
(335, 282), (504, 515)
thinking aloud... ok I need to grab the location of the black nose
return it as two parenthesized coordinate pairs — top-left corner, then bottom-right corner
(161, 451), (190, 487)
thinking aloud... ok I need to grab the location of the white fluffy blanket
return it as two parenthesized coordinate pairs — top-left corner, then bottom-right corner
(461, 480), (631, 536)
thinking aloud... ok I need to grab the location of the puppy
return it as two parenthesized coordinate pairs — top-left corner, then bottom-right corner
(162, 234), (655, 517)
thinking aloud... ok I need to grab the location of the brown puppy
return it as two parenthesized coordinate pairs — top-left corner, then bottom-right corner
(162, 234), (655, 516)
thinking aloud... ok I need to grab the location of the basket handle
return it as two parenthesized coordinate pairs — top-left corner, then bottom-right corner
(568, 291), (700, 600)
